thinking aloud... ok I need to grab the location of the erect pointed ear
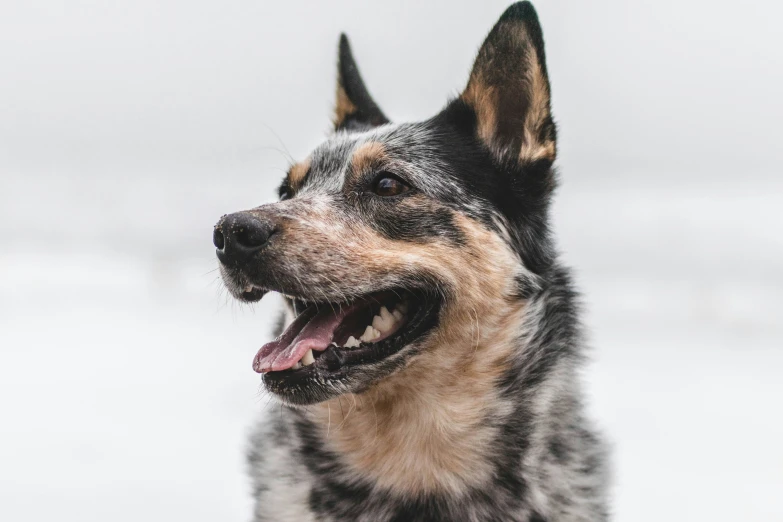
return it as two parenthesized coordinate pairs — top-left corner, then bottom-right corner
(460, 2), (556, 165)
(333, 34), (389, 132)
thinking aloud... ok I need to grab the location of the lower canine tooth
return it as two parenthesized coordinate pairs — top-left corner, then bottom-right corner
(292, 362), (302, 370)
(302, 349), (315, 366)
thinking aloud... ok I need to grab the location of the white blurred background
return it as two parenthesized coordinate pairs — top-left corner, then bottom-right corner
(1, 1), (781, 520)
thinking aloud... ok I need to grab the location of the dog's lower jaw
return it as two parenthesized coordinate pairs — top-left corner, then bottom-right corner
(248, 267), (609, 521)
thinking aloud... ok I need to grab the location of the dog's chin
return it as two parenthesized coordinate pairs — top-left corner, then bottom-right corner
(251, 287), (441, 406)
(218, 265), (269, 303)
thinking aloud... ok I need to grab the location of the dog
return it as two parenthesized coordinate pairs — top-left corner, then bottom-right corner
(213, 2), (609, 520)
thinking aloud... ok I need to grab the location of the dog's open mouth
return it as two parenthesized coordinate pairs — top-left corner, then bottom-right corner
(256, 288), (440, 390)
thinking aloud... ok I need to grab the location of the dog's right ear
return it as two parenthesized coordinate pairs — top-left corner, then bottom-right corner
(333, 34), (389, 132)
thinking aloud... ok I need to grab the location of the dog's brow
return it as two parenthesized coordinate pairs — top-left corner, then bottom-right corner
(349, 141), (387, 179)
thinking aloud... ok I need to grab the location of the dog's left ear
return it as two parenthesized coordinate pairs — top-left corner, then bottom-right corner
(333, 34), (389, 131)
(459, 2), (556, 165)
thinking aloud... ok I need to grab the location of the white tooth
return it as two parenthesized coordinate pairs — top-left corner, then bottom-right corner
(380, 307), (396, 330)
(373, 309), (395, 333)
(371, 327), (381, 340)
(371, 315), (386, 333)
(360, 325), (375, 343)
(244, 284), (253, 293)
(392, 309), (403, 321)
(291, 362), (302, 370)
(344, 336), (360, 348)
(302, 349), (315, 366)
(397, 302), (409, 313)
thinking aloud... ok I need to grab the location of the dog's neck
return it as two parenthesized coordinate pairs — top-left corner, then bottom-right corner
(302, 297), (537, 497)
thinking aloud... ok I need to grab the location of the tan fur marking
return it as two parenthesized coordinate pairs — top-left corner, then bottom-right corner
(350, 141), (387, 179)
(312, 297), (523, 497)
(461, 80), (500, 153)
(288, 157), (311, 191)
(519, 42), (555, 162)
(334, 83), (358, 129)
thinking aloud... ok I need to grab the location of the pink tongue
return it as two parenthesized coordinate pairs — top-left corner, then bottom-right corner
(253, 304), (356, 373)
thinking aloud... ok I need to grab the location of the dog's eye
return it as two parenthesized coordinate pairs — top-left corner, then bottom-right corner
(277, 183), (293, 201)
(373, 174), (411, 197)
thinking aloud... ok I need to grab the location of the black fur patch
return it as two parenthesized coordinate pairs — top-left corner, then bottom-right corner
(360, 198), (466, 245)
(394, 104), (558, 275)
(336, 34), (389, 131)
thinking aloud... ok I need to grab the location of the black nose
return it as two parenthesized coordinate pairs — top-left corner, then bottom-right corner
(213, 213), (275, 267)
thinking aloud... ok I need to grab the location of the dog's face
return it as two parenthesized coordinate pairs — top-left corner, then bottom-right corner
(215, 3), (558, 405)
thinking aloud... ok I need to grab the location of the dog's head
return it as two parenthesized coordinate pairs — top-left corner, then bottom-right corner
(214, 2), (558, 405)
